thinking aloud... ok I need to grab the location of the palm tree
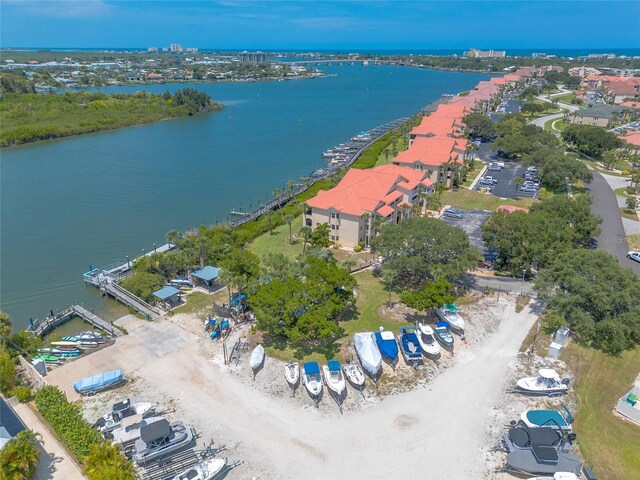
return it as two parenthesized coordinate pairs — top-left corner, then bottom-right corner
(83, 440), (135, 480)
(284, 214), (295, 244)
(434, 182), (446, 204)
(265, 209), (275, 235)
(218, 269), (234, 304)
(343, 259), (357, 273)
(165, 229), (183, 247)
(0, 430), (41, 480)
(299, 226), (312, 253)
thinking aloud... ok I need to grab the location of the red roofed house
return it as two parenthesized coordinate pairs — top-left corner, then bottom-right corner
(391, 136), (469, 187)
(621, 101), (640, 110)
(409, 103), (469, 145)
(620, 131), (640, 152)
(604, 78), (640, 104)
(304, 165), (435, 247)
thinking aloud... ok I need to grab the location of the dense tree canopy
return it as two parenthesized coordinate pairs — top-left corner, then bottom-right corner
(562, 124), (624, 159)
(0, 430), (41, 480)
(119, 272), (165, 303)
(400, 278), (454, 312)
(248, 256), (355, 343)
(535, 250), (640, 355)
(463, 112), (496, 139)
(523, 148), (592, 191)
(84, 441), (136, 480)
(371, 217), (479, 290)
(482, 196), (601, 275)
(494, 124), (558, 158)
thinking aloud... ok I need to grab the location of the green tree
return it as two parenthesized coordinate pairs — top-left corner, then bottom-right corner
(371, 217), (479, 290)
(299, 226), (312, 253)
(462, 112), (496, 139)
(309, 223), (331, 248)
(1, 311), (12, 340)
(284, 214), (295, 244)
(219, 248), (260, 292)
(0, 430), (41, 480)
(119, 272), (165, 303)
(562, 124), (624, 159)
(535, 249), (640, 355)
(83, 441), (135, 480)
(400, 278), (454, 312)
(0, 344), (18, 395)
(626, 196), (638, 211)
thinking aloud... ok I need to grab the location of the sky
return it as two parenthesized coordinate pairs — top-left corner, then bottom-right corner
(1, 0), (639, 51)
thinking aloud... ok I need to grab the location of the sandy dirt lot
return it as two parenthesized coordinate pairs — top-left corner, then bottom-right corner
(44, 295), (548, 480)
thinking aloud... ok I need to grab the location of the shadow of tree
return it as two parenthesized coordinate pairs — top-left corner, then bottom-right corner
(261, 333), (343, 362)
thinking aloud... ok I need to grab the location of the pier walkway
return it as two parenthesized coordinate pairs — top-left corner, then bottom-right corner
(101, 282), (162, 320)
(28, 305), (121, 338)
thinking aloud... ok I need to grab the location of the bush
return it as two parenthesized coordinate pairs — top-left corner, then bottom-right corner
(332, 242), (341, 249)
(34, 386), (103, 462)
(353, 244), (363, 252)
(11, 386), (32, 403)
(0, 430), (40, 479)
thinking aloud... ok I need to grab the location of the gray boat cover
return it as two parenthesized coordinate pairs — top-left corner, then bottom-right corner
(506, 450), (582, 475)
(353, 332), (382, 378)
(140, 418), (170, 443)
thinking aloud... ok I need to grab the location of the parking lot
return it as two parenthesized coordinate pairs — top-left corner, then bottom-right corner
(473, 144), (537, 199)
(440, 208), (496, 260)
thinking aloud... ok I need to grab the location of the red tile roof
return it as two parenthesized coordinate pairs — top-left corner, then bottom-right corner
(306, 164), (432, 216)
(393, 137), (468, 168)
(376, 205), (394, 217)
(621, 101), (640, 109)
(620, 131), (640, 147)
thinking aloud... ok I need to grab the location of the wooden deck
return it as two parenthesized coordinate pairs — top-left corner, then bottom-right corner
(28, 305), (122, 337)
(101, 282), (161, 320)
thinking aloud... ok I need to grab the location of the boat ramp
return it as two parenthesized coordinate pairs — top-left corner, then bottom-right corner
(27, 305), (121, 338)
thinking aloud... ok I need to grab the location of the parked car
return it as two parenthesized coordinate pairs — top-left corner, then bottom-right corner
(443, 209), (463, 219)
(495, 161), (505, 168)
(483, 176), (498, 184)
(628, 251), (640, 263)
(477, 259), (493, 269)
(520, 186), (538, 193)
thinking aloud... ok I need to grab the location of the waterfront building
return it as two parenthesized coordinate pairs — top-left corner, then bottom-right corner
(239, 51), (266, 63)
(170, 43), (183, 53)
(304, 165), (434, 247)
(391, 136), (469, 188)
(409, 103), (469, 145)
(463, 48), (506, 58)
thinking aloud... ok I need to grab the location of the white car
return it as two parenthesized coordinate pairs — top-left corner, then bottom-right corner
(628, 251), (640, 263)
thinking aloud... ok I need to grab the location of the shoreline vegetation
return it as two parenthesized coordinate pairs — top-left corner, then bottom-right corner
(0, 88), (222, 147)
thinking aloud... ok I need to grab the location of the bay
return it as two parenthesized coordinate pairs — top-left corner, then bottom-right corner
(0, 64), (492, 329)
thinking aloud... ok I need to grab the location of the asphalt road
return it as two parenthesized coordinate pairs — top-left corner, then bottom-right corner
(588, 170), (640, 275)
(440, 209), (496, 260)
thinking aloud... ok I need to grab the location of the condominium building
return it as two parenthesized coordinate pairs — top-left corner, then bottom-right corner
(463, 48), (506, 58)
(238, 51), (267, 63)
(409, 104), (469, 145)
(304, 165), (434, 247)
(391, 136), (469, 187)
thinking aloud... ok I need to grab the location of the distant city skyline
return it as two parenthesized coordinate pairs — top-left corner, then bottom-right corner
(1, 1), (639, 50)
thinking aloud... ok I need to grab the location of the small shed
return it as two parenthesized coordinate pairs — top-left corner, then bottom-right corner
(190, 266), (220, 292)
(616, 376), (640, 426)
(153, 286), (181, 311)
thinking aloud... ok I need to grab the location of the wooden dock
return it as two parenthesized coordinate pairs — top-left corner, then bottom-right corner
(28, 305), (121, 338)
(101, 282), (161, 320)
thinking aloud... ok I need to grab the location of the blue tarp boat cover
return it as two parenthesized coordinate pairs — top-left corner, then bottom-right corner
(328, 360), (341, 372)
(304, 362), (320, 375)
(74, 370), (124, 393)
(444, 304), (459, 312)
(374, 331), (399, 360)
(525, 410), (570, 428)
(435, 321), (451, 329)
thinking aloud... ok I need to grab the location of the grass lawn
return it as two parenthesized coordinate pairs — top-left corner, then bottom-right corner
(553, 93), (576, 104)
(544, 117), (569, 133)
(627, 234), (640, 250)
(249, 215), (304, 261)
(264, 270), (404, 364)
(375, 135), (408, 166)
(563, 343), (640, 480)
(172, 289), (228, 317)
(620, 208), (639, 221)
(462, 161), (485, 188)
(583, 160), (631, 178)
(441, 189), (536, 212)
(613, 187), (634, 198)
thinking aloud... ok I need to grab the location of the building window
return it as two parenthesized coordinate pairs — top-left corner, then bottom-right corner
(331, 225), (335, 230)
(335, 236), (339, 241)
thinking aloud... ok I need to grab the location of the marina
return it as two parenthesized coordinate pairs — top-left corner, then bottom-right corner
(27, 304), (121, 338)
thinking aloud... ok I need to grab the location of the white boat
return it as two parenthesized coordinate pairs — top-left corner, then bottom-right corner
(111, 415), (158, 446)
(436, 304), (465, 332)
(78, 333), (105, 344)
(353, 332), (382, 379)
(284, 361), (299, 389)
(342, 361), (365, 391)
(133, 419), (194, 465)
(303, 362), (323, 402)
(250, 344), (265, 371)
(172, 457), (228, 480)
(94, 399), (156, 433)
(322, 360), (346, 399)
(416, 323), (441, 358)
(526, 473), (579, 480)
(515, 369), (569, 397)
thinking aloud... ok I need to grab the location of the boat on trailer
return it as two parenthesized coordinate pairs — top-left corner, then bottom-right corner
(342, 360), (365, 392)
(353, 332), (382, 380)
(521, 408), (573, 431)
(502, 421), (574, 453)
(436, 304), (465, 332)
(514, 369), (569, 397)
(525, 473), (579, 480)
(284, 361), (300, 390)
(322, 360), (346, 399)
(172, 457), (228, 480)
(93, 399), (156, 433)
(433, 321), (455, 350)
(74, 369), (124, 396)
(250, 345), (265, 371)
(373, 329), (399, 365)
(303, 362), (323, 403)
(132, 418), (194, 465)
(397, 326), (423, 366)
(415, 323), (441, 358)
(506, 449), (582, 476)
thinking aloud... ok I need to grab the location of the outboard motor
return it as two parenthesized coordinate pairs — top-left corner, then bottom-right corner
(567, 432), (577, 443)
(561, 378), (570, 385)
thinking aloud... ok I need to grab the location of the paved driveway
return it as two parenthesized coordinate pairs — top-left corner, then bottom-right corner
(588, 170), (640, 274)
(441, 209), (495, 260)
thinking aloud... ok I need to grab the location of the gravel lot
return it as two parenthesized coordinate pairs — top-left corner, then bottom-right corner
(42, 294), (540, 480)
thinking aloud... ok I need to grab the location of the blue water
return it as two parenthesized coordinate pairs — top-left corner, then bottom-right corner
(0, 64), (493, 329)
